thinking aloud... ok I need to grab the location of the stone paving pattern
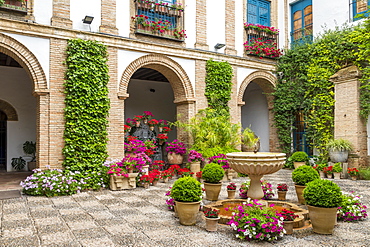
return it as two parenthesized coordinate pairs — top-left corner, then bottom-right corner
(0, 169), (369, 246)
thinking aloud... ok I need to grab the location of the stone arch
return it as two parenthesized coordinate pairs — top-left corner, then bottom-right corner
(238, 70), (276, 107)
(0, 33), (48, 93)
(0, 100), (18, 121)
(118, 54), (195, 103)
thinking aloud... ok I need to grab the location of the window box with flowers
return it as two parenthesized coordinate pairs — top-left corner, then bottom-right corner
(133, 0), (186, 42)
(0, 0), (27, 13)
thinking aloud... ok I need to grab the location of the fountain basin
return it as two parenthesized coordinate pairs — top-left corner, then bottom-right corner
(226, 152), (286, 199)
(204, 199), (308, 229)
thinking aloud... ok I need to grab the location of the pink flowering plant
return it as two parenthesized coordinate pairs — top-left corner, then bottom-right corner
(150, 160), (165, 170)
(240, 180), (274, 200)
(244, 38), (282, 59)
(124, 137), (146, 154)
(165, 187), (175, 210)
(337, 191), (368, 222)
(209, 154), (230, 170)
(166, 139), (187, 155)
(227, 182), (237, 191)
(143, 111), (154, 119)
(158, 119), (168, 127)
(244, 23), (279, 35)
(187, 150), (203, 163)
(227, 199), (285, 241)
(125, 118), (135, 127)
(174, 29), (187, 40)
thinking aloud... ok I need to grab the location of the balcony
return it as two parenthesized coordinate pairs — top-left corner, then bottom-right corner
(244, 24), (281, 59)
(133, 0), (186, 41)
(0, 0), (27, 13)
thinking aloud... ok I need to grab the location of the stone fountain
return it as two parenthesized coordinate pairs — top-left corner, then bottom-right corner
(226, 152), (286, 199)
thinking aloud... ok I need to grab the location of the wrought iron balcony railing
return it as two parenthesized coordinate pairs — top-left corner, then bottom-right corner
(133, 0), (186, 41)
(0, 0), (27, 13)
(244, 25), (281, 59)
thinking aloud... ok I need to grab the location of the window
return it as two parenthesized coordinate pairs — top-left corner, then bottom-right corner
(293, 112), (313, 156)
(352, 0), (369, 21)
(134, 0), (185, 40)
(247, 0), (271, 26)
(291, 0), (312, 42)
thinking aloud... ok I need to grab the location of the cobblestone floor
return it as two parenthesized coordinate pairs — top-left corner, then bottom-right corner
(0, 169), (369, 247)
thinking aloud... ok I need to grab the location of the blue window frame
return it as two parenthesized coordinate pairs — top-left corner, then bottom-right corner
(352, 0), (369, 21)
(138, 0), (177, 27)
(247, 0), (271, 26)
(291, 0), (312, 43)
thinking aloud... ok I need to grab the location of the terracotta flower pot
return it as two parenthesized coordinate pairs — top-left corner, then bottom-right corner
(277, 190), (287, 201)
(167, 153), (183, 165)
(294, 184), (306, 204)
(203, 182), (222, 201)
(176, 201), (201, 225)
(190, 161), (201, 179)
(307, 205), (337, 234)
(227, 190), (236, 199)
(283, 220), (294, 235)
(205, 217), (220, 231)
(293, 162), (306, 169)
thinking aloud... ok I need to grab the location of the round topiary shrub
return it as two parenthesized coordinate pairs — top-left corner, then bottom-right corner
(290, 151), (309, 162)
(292, 165), (320, 185)
(202, 163), (225, 183)
(170, 176), (203, 202)
(303, 179), (343, 208)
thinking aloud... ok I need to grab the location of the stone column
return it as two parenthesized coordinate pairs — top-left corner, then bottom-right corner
(100, 0), (118, 35)
(51, 0), (73, 28)
(194, 0), (208, 50)
(225, 0), (237, 55)
(330, 65), (368, 167)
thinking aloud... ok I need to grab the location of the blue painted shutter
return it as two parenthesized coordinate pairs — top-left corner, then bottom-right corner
(247, 0), (270, 26)
(291, 0), (312, 42)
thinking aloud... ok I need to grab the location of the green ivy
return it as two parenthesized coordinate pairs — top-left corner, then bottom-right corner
(274, 22), (370, 159)
(205, 59), (233, 114)
(63, 39), (110, 175)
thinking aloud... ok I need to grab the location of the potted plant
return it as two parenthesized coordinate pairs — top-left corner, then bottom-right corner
(332, 163), (342, 179)
(326, 139), (353, 163)
(241, 127), (259, 152)
(323, 166), (333, 179)
(337, 191), (368, 222)
(23, 141), (36, 171)
(227, 182), (237, 199)
(201, 163), (225, 201)
(166, 139), (186, 165)
(347, 167), (359, 180)
(303, 179), (343, 234)
(160, 169), (172, 183)
(203, 208), (220, 231)
(292, 165), (320, 204)
(228, 199), (285, 241)
(277, 183), (288, 200)
(290, 151), (309, 169)
(278, 208), (298, 235)
(208, 153), (232, 180)
(11, 156), (26, 171)
(187, 150), (203, 179)
(313, 163), (327, 178)
(107, 157), (140, 190)
(149, 170), (161, 186)
(147, 119), (159, 131)
(170, 176), (203, 225)
(140, 174), (152, 189)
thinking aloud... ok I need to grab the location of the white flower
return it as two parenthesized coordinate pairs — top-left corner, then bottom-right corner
(232, 212), (235, 215)
(280, 217), (284, 221)
(236, 234), (239, 238)
(244, 224), (249, 228)
(283, 228), (286, 234)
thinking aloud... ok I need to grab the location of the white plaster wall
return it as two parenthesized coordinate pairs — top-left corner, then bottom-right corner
(207, 0), (226, 53)
(117, 50), (148, 87)
(235, 0), (245, 56)
(125, 79), (177, 141)
(0, 67), (36, 171)
(3, 32), (50, 87)
(33, 0), (53, 25)
(241, 82), (269, 151)
(278, 0), (287, 49)
(70, 0), (101, 32)
(168, 56), (195, 91)
(117, 0), (131, 37)
(237, 67), (257, 95)
(184, 0), (196, 49)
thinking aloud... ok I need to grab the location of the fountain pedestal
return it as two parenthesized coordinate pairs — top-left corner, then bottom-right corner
(226, 152), (286, 200)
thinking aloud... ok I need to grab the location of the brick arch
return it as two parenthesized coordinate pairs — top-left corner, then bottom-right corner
(0, 99), (18, 121)
(0, 33), (48, 93)
(118, 54), (195, 103)
(238, 71), (276, 108)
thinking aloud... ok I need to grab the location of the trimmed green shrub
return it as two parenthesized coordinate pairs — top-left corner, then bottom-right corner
(202, 163), (225, 183)
(303, 179), (343, 208)
(292, 165), (320, 185)
(170, 176), (203, 202)
(290, 151), (309, 162)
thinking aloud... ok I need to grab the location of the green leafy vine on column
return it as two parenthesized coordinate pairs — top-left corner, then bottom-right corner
(63, 39), (110, 176)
